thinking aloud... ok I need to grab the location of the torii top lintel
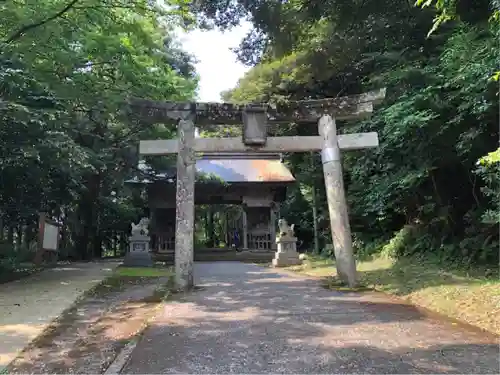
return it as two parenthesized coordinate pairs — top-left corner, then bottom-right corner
(127, 88), (386, 126)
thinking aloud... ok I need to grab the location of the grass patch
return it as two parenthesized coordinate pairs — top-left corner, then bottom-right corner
(319, 276), (374, 292)
(115, 266), (172, 277)
(0, 262), (47, 284)
(88, 266), (174, 297)
(140, 275), (177, 303)
(285, 254), (500, 335)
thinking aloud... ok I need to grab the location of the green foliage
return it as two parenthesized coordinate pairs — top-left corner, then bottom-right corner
(0, 0), (197, 263)
(204, 0), (499, 269)
(475, 148), (500, 225)
(415, 0), (457, 35)
(0, 240), (35, 274)
(415, 0), (500, 80)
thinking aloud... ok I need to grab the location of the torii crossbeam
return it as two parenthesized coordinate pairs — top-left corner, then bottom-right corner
(132, 88), (386, 289)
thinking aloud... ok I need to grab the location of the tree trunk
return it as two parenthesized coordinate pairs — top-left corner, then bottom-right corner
(224, 210), (229, 246)
(0, 215), (4, 241)
(7, 225), (14, 246)
(310, 153), (320, 254)
(23, 220), (37, 251)
(16, 224), (23, 251)
(93, 232), (102, 258)
(207, 206), (214, 247)
(120, 232), (127, 256)
(76, 173), (101, 260)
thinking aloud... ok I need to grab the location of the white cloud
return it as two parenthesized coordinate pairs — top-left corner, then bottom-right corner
(178, 22), (252, 102)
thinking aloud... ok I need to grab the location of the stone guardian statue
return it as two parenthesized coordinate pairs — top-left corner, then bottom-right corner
(277, 218), (295, 239)
(131, 217), (150, 236)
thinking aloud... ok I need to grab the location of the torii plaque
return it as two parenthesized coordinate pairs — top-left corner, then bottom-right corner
(131, 88), (386, 289)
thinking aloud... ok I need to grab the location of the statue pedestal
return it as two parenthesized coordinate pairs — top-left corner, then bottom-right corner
(272, 236), (302, 267)
(123, 234), (153, 267)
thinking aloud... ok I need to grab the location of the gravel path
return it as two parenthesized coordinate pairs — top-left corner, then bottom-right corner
(7, 275), (170, 374)
(123, 262), (499, 374)
(0, 261), (119, 370)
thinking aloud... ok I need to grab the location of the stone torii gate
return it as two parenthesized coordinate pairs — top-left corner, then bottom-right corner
(131, 88), (386, 289)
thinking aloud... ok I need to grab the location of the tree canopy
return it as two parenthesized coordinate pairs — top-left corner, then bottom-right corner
(0, 0), (197, 266)
(196, 0), (499, 267)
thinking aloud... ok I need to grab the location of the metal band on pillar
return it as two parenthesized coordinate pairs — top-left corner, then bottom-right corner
(321, 146), (340, 164)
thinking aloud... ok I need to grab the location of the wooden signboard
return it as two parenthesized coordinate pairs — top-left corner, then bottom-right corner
(34, 212), (61, 265)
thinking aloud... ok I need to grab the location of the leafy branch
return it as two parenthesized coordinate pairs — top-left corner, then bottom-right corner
(4, 0), (81, 43)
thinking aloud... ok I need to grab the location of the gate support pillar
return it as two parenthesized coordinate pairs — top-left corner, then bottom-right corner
(318, 115), (358, 287)
(175, 118), (195, 290)
(242, 208), (248, 250)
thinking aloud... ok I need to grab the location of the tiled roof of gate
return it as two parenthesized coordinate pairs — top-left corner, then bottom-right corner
(196, 158), (295, 182)
(126, 153), (295, 184)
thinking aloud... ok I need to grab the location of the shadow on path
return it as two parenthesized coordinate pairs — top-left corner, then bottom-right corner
(123, 262), (499, 374)
(0, 261), (119, 369)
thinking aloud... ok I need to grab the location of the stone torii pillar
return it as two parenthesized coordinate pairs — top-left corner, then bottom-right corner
(175, 119), (196, 289)
(319, 115), (356, 286)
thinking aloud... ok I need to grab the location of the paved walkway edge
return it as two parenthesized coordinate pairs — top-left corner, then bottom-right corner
(0, 284), (96, 373)
(0, 262), (120, 372)
(1, 282), (104, 374)
(104, 339), (139, 375)
(102, 294), (168, 375)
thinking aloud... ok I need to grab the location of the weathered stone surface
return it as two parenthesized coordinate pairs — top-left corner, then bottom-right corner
(272, 256), (302, 267)
(277, 218), (295, 239)
(123, 234), (153, 267)
(139, 133), (379, 155)
(298, 88), (386, 107)
(123, 252), (153, 267)
(174, 118), (195, 290)
(318, 115), (357, 287)
(242, 105), (267, 145)
(130, 217), (150, 236)
(272, 230), (302, 267)
(127, 88), (386, 125)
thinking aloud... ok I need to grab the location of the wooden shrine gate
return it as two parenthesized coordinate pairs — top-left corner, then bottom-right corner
(131, 89), (386, 289)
